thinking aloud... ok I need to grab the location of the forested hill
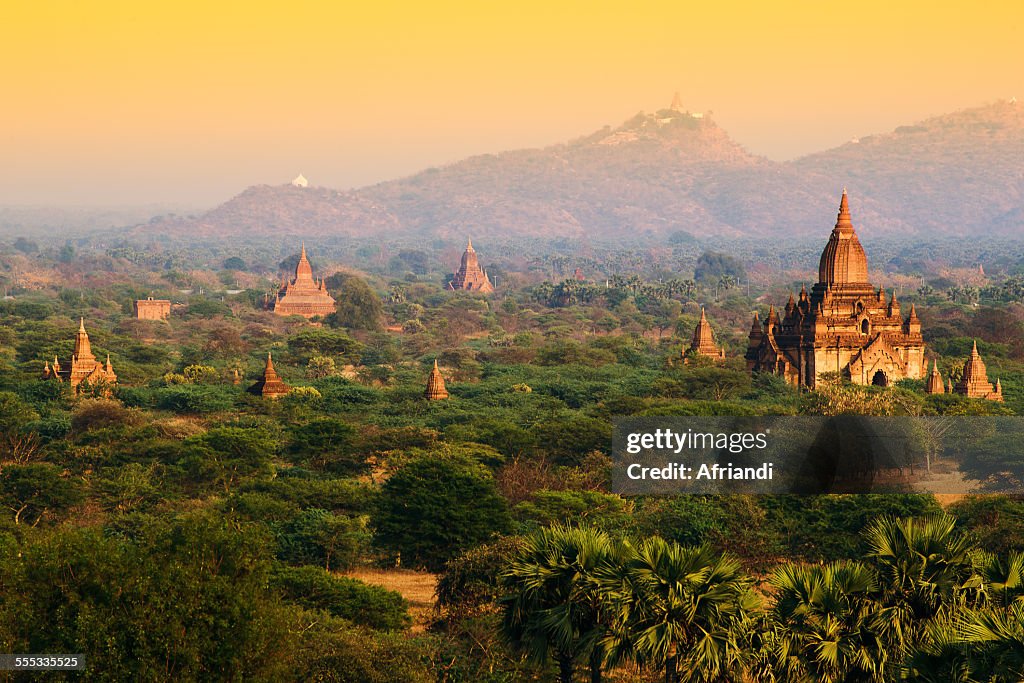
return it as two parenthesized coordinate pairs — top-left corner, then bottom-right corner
(136, 100), (1024, 242)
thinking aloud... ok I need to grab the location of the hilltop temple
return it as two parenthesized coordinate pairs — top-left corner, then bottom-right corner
(42, 319), (117, 392)
(249, 352), (291, 399)
(448, 239), (494, 293)
(685, 307), (725, 361)
(926, 343), (1003, 401)
(424, 359), (449, 400)
(746, 190), (927, 388)
(272, 243), (336, 318)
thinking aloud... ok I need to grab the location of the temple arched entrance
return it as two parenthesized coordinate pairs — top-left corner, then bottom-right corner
(871, 370), (888, 387)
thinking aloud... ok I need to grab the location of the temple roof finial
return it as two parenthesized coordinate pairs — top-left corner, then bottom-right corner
(467, 237), (473, 251)
(79, 317), (86, 332)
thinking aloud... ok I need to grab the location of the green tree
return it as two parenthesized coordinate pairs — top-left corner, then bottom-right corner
(373, 453), (511, 571)
(501, 525), (619, 683)
(603, 538), (755, 683)
(324, 273), (384, 331)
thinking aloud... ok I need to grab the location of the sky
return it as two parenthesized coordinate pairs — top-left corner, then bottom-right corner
(1, 1), (1021, 207)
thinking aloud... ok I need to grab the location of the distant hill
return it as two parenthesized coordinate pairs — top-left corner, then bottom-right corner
(135, 100), (1024, 241)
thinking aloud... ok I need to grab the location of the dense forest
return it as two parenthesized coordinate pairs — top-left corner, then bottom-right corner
(2, 233), (1024, 681)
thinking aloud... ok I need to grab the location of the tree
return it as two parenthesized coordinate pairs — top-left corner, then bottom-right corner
(602, 538), (755, 683)
(501, 525), (619, 683)
(275, 508), (369, 571)
(0, 463), (84, 525)
(324, 273), (384, 331)
(373, 453), (511, 571)
(286, 418), (365, 476)
(767, 561), (887, 682)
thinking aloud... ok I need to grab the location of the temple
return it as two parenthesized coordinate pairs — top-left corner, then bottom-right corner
(746, 190), (927, 388)
(42, 318), (117, 393)
(249, 352), (291, 399)
(925, 360), (945, 394)
(272, 243), (336, 318)
(952, 341), (1003, 401)
(448, 239), (494, 293)
(424, 359), (449, 400)
(134, 297), (171, 320)
(685, 307), (725, 361)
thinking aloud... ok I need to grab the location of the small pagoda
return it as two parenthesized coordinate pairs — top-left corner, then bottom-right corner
(42, 318), (117, 394)
(925, 359), (945, 394)
(249, 352), (291, 399)
(953, 341), (1003, 401)
(448, 239), (494, 293)
(424, 359), (449, 400)
(272, 243), (336, 318)
(685, 307), (725, 361)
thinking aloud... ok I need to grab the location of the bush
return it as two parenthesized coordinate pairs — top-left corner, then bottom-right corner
(275, 508), (369, 571)
(373, 454), (511, 571)
(269, 565), (410, 631)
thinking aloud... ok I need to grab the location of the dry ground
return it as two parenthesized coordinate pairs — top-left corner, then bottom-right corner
(344, 567), (438, 632)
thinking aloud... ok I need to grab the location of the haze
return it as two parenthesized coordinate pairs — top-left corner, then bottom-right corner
(1, 1), (1021, 207)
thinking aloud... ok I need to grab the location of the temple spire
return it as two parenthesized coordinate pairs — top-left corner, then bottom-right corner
(425, 359), (449, 400)
(835, 188), (853, 232)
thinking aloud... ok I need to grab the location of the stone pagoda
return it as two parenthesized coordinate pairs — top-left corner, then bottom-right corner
(685, 307), (725, 361)
(272, 243), (336, 318)
(42, 318), (117, 393)
(424, 359), (449, 400)
(448, 239), (494, 293)
(746, 190), (927, 388)
(249, 352), (291, 399)
(925, 360), (945, 394)
(953, 341), (1003, 401)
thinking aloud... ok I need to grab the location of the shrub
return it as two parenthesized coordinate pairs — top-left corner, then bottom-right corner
(269, 565), (410, 631)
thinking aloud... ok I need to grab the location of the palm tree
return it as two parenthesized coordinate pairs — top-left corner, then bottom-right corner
(864, 514), (983, 649)
(500, 525), (619, 683)
(600, 538), (754, 683)
(767, 561), (887, 683)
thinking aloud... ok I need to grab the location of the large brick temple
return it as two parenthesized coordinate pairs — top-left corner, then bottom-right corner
(746, 190), (927, 388)
(272, 243), (336, 318)
(42, 318), (117, 392)
(448, 239), (494, 293)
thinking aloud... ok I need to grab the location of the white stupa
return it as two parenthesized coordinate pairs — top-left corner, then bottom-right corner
(291, 173), (309, 188)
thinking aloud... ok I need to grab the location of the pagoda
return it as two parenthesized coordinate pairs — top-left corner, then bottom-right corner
(42, 318), (117, 393)
(448, 239), (494, 293)
(746, 190), (927, 388)
(953, 341), (1003, 401)
(685, 307), (725, 361)
(249, 353), (291, 399)
(272, 243), (336, 318)
(925, 360), (945, 394)
(424, 359), (449, 400)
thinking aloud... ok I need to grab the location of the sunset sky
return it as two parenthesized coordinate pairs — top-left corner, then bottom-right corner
(1, 1), (1021, 206)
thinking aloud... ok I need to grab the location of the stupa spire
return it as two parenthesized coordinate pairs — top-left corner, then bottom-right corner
(425, 359), (449, 400)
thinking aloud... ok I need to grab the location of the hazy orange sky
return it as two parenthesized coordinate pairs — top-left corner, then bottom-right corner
(1, 1), (1021, 206)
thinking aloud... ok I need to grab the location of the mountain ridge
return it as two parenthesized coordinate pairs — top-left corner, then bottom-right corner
(136, 100), (1024, 242)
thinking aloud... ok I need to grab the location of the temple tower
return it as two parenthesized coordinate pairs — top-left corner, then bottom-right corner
(448, 238), (494, 293)
(424, 359), (449, 400)
(272, 243), (337, 318)
(686, 307), (725, 360)
(249, 352), (291, 399)
(746, 190), (927, 388)
(925, 360), (945, 394)
(954, 341), (1003, 401)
